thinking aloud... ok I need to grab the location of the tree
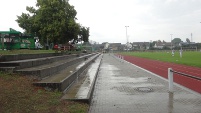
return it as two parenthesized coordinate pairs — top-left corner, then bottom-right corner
(163, 46), (170, 50)
(16, 0), (88, 45)
(197, 43), (201, 49)
(149, 41), (156, 50)
(172, 38), (182, 45)
(186, 38), (190, 43)
(157, 40), (162, 43)
(79, 26), (90, 42)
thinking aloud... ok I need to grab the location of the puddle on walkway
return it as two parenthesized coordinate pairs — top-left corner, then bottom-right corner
(100, 64), (165, 95)
(112, 77), (149, 83)
(101, 64), (120, 71)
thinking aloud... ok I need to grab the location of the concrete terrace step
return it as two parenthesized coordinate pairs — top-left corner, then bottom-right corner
(15, 53), (96, 79)
(33, 53), (101, 91)
(61, 54), (103, 103)
(0, 53), (61, 62)
(0, 53), (88, 70)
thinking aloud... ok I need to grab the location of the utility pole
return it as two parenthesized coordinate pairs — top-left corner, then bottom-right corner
(125, 26), (129, 51)
(170, 34), (173, 49)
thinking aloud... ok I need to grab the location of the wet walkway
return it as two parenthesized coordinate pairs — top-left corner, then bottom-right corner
(89, 54), (201, 113)
(61, 55), (102, 100)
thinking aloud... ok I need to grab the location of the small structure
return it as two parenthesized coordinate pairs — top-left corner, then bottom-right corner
(109, 43), (122, 51)
(81, 42), (93, 52)
(179, 42), (197, 51)
(132, 42), (150, 50)
(0, 28), (35, 50)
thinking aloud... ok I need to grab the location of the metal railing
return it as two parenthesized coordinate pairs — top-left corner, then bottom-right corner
(168, 68), (201, 92)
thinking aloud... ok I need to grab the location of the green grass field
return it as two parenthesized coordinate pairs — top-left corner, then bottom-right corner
(121, 51), (201, 68)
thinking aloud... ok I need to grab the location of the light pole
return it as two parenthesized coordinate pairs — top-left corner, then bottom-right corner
(125, 26), (129, 51)
(170, 34), (173, 49)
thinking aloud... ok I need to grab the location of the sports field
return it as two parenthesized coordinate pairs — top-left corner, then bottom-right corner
(121, 51), (201, 68)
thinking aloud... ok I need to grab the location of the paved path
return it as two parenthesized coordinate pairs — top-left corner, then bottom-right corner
(89, 54), (201, 113)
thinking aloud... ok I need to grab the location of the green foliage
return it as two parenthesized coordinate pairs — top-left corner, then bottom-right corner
(197, 43), (201, 49)
(149, 41), (156, 50)
(80, 26), (90, 42)
(163, 46), (171, 50)
(16, 0), (89, 44)
(172, 38), (182, 45)
(16, 13), (33, 33)
(186, 38), (190, 43)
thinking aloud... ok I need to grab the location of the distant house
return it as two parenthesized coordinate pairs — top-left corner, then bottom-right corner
(109, 43), (122, 51)
(132, 42), (150, 50)
(100, 42), (109, 52)
(179, 42), (197, 50)
(154, 42), (172, 49)
(154, 42), (164, 49)
(93, 43), (102, 51)
(179, 42), (196, 47)
(103, 42), (109, 50)
(164, 42), (172, 49)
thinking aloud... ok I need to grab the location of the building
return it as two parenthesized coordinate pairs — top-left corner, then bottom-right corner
(109, 43), (122, 51)
(132, 42), (150, 50)
(0, 28), (35, 50)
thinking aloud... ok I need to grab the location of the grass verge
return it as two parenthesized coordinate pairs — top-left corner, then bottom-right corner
(0, 72), (89, 113)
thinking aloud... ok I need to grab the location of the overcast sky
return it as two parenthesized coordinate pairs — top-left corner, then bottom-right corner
(1, 0), (201, 44)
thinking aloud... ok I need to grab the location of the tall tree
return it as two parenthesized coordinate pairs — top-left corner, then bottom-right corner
(79, 26), (90, 42)
(16, 0), (88, 44)
(186, 38), (190, 43)
(172, 38), (182, 45)
(157, 40), (162, 43)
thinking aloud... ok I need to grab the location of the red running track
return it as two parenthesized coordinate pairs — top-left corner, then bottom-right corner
(122, 55), (201, 94)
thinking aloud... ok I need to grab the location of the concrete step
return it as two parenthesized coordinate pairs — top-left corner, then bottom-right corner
(61, 54), (103, 103)
(0, 53), (59, 62)
(0, 53), (88, 70)
(15, 53), (97, 79)
(33, 53), (101, 92)
(0, 52), (87, 62)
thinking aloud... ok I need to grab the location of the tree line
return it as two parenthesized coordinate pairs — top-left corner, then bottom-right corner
(16, 0), (89, 45)
(149, 38), (199, 50)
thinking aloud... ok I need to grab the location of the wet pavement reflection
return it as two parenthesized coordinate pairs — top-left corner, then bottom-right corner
(168, 92), (174, 113)
(38, 61), (85, 83)
(89, 54), (201, 113)
(62, 55), (102, 100)
(38, 55), (97, 83)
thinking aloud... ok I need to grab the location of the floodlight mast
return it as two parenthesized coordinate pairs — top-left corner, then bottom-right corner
(125, 26), (129, 51)
(170, 34), (173, 49)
